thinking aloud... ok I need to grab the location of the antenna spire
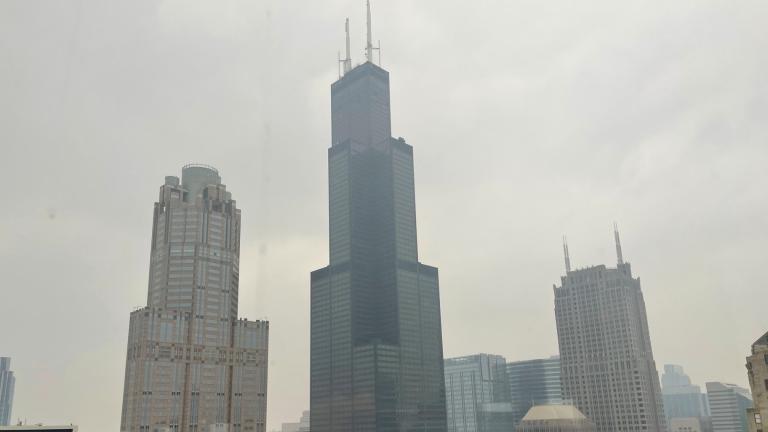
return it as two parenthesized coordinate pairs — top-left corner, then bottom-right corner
(365, 0), (380, 64)
(563, 236), (572, 273)
(366, 0), (373, 62)
(614, 222), (624, 265)
(342, 18), (352, 74)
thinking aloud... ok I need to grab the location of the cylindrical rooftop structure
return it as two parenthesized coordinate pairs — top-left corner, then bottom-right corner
(181, 163), (221, 202)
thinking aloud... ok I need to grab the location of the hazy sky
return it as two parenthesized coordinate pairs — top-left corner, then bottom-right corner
(1, 0), (767, 430)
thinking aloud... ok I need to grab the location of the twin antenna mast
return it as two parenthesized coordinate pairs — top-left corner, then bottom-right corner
(338, 0), (381, 78)
(562, 223), (626, 273)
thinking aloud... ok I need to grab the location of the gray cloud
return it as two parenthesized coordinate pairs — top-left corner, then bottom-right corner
(0, 0), (766, 430)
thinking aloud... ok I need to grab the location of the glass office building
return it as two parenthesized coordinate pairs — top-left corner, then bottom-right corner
(444, 354), (514, 432)
(310, 60), (447, 432)
(0, 358), (14, 426)
(706, 382), (752, 432)
(507, 356), (564, 428)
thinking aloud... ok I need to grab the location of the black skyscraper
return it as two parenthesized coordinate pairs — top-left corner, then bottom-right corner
(310, 55), (447, 431)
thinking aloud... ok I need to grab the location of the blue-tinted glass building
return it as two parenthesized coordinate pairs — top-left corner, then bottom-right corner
(661, 364), (710, 421)
(506, 356), (564, 428)
(0, 357), (14, 426)
(444, 354), (514, 432)
(310, 60), (447, 432)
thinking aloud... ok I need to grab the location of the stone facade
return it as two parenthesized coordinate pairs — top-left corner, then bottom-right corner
(746, 332), (768, 432)
(554, 232), (666, 432)
(120, 165), (268, 432)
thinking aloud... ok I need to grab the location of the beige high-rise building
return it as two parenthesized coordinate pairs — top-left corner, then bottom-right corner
(554, 228), (666, 432)
(120, 165), (269, 432)
(746, 331), (768, 432)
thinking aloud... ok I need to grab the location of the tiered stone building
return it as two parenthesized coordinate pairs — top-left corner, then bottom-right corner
(120, 165), (268, 432)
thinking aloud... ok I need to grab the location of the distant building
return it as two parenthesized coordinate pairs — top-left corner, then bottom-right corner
(662, 364), (710, 428)
(554, 229), (667, 432)
(120, 165), (269, 432)
(506, 356), (563, 427)
(444, 354), (514, 432)
(0, 358), (14, 426)
(281, 411), (309, 432)
(515, 404), (596, 432)
(706, 382), (752, 432)
(746, 331), (768, 432)
(662, 364), (710, 417)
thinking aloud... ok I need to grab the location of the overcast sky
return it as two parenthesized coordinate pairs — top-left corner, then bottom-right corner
(1, 0), (767, 430)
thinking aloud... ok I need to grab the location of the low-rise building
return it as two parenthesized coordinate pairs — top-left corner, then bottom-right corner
(0, 426), (77, 432)
(515, 404), (596, 432)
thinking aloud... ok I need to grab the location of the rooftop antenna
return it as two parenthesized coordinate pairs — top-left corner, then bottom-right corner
(338, 18), (352, 77)
(365, 0), (380, 64)
(614, 222), (624, 265)
(563, 236), (572, 273)
(343, 18), (352, 74)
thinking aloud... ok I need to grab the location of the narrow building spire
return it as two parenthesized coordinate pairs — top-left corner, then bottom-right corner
(345, 18), (352, 72)
(614, 222), (624, 265)
(563, 236), (572, 273)
(340, 18), (352, 75)
(365, 0), (373, 62)
(364, 0), (380, 64)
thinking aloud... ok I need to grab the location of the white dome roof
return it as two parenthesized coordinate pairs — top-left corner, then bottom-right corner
(521, 404), (588, 421)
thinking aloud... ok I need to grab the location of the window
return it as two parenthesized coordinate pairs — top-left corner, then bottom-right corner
(756, 413), (762, 425)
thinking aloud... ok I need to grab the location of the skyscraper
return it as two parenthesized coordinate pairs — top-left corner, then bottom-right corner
(444, 354), (514, 432)
(310, 7), (447, 431)
(506, 356), (564, 428)
(554, 228), (666, 432)
(120, 165), (269, 432)
(706, 382), (751, 432)
(661, 364), (710, 424)
(0, 358), (14, 426)
(745, 331), (768, 432)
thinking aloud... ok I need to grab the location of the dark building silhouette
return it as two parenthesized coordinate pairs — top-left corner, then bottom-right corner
(309, 22), (447, 431)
